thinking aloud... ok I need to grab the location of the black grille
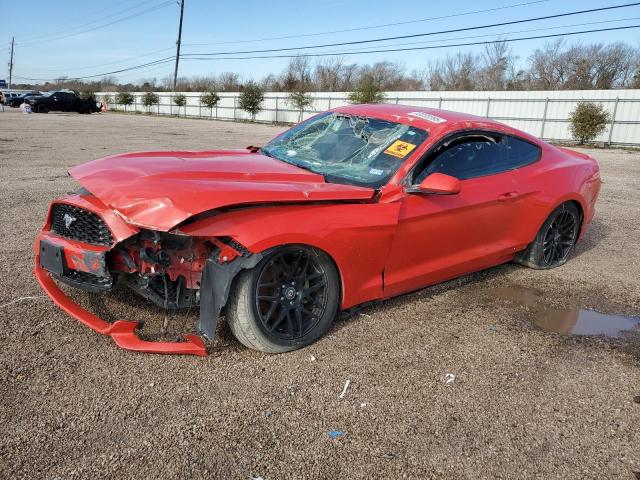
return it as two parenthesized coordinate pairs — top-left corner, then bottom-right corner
(55, 270), (113, 292)
(50, 204), (113, 246)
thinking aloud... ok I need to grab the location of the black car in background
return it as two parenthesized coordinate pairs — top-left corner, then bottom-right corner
(26, 91), (101, 114)
(5, 91), (40, 107)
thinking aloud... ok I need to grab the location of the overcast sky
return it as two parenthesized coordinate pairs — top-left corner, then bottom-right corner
(4, 0), (640, 84)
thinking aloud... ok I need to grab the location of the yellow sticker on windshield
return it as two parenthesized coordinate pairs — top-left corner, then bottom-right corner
(384, 140), (417, 158)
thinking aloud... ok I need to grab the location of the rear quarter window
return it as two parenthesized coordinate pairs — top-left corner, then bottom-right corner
(503, 135), (540, 169)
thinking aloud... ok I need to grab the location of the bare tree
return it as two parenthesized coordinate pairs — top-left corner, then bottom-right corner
(217, 72), (241, 91)
(427, 53), (479, 90)
(313, 57), (360, 91)
(478, 41), (514, 90)
(260, 74), (280, 91)
(13, 39), (640, 94)
(280, 56), (313, 91)
(593, 43), (639, 88)
(314, 57), (347, 91)
(528, 39), (572, 90)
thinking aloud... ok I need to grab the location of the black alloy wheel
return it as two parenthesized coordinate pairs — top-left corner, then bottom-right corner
(226, 245), (340, 353)
(541, 208), (578, 266)
(254, 248), (329, 340)
(516, 202), (581, 269)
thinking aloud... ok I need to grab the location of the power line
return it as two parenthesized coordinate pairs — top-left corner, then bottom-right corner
(23, 46), (176, 73)
(183, 0), (551, 47)
(16, 15), (638, 75)
(182, 2), (640, 57)
(15, 24), (640, 82)
(3, 0), (549, 71)
(15, 57), (176, 82)
(310, 16), (640, 54)
(15, 0), (175, 48)
(0, 0), (549, 53)
(181, 24), (640, 61)
(15, 0), (161, 45)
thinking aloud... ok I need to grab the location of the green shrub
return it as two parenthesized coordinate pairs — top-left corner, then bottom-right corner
(173, 94), (186, 107)
(201, 91), (221, 118)
(348, 76), (386, 104)
(142, 92), (159, 112)
(173, 94), (187, 116)
(569, 102), (610, 144)
(115, 92), (134, 111)
(239, 82), (265, 121)
(288, 88), (314, 121)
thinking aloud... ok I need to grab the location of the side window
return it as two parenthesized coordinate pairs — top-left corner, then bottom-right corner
(415, 134), (539, 182)
(502, 135), (540, 168)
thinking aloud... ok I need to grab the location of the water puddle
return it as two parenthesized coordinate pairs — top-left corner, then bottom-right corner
(489, 285), (640, 338)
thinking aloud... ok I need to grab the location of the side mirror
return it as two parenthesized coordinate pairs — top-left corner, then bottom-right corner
(407, 173), (461, 195)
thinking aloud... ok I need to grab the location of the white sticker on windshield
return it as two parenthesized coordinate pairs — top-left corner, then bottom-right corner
(408, 111), (446, 123)
(286, 150), (297, 156)
(369, 168), (384, 176)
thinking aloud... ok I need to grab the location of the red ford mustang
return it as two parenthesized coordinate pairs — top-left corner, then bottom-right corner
(33, 104), (601, 356)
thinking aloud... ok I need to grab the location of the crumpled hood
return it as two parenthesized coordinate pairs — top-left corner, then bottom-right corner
(69, 150), (375, 231)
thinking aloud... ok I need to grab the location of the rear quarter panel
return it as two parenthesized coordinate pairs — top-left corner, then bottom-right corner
(515, 143), (600, 247)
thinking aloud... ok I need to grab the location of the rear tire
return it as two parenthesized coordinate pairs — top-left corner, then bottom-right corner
(516, 202), (581, 269)
(226, 246), (340, 353)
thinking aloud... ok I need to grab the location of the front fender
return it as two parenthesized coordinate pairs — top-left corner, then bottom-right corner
(180, 202), (401, 308)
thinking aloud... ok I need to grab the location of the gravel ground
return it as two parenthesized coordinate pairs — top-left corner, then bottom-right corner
(0, 109), (639, 479)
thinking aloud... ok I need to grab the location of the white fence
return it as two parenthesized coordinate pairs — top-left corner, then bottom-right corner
(96, 89), (640, 146)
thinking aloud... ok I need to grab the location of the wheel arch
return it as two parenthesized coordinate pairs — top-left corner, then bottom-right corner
(516, 194), (587, 260)
(547, 195), (586, 240)
(248, 242), (344, 305)
(196, 239), (346, 342)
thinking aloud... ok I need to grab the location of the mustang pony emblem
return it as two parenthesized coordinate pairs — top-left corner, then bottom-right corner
(63, 213), (76, 229)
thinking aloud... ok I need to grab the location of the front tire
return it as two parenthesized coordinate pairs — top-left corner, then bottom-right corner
(517, 202), (581, 269)
(36, 104), (49, 113)
(226, 246), (340, 353)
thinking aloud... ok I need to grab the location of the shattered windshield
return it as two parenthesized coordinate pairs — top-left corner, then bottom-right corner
(261, 112), (428, 187)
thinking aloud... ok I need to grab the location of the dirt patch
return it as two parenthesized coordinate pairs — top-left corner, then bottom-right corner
(0, 109), (638, 479)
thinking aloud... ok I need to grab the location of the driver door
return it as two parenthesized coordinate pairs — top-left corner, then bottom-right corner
(383, 133), (527, 297)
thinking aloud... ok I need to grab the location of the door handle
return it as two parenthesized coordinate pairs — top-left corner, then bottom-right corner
(497, 191), (519, 202)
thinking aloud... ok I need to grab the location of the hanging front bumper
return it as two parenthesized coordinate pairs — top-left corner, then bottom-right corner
(34, 257), (207, 357)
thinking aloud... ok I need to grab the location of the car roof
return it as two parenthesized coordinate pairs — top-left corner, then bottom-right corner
(334, 103), (492, 126)
(332, 103), (542, 144)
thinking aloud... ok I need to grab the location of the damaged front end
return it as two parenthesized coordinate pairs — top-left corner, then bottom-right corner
(33, 194), (257, 356)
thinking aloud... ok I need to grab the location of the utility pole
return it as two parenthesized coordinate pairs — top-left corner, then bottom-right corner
(172, 0), (184, 91)
(8, 36), (14, 90)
